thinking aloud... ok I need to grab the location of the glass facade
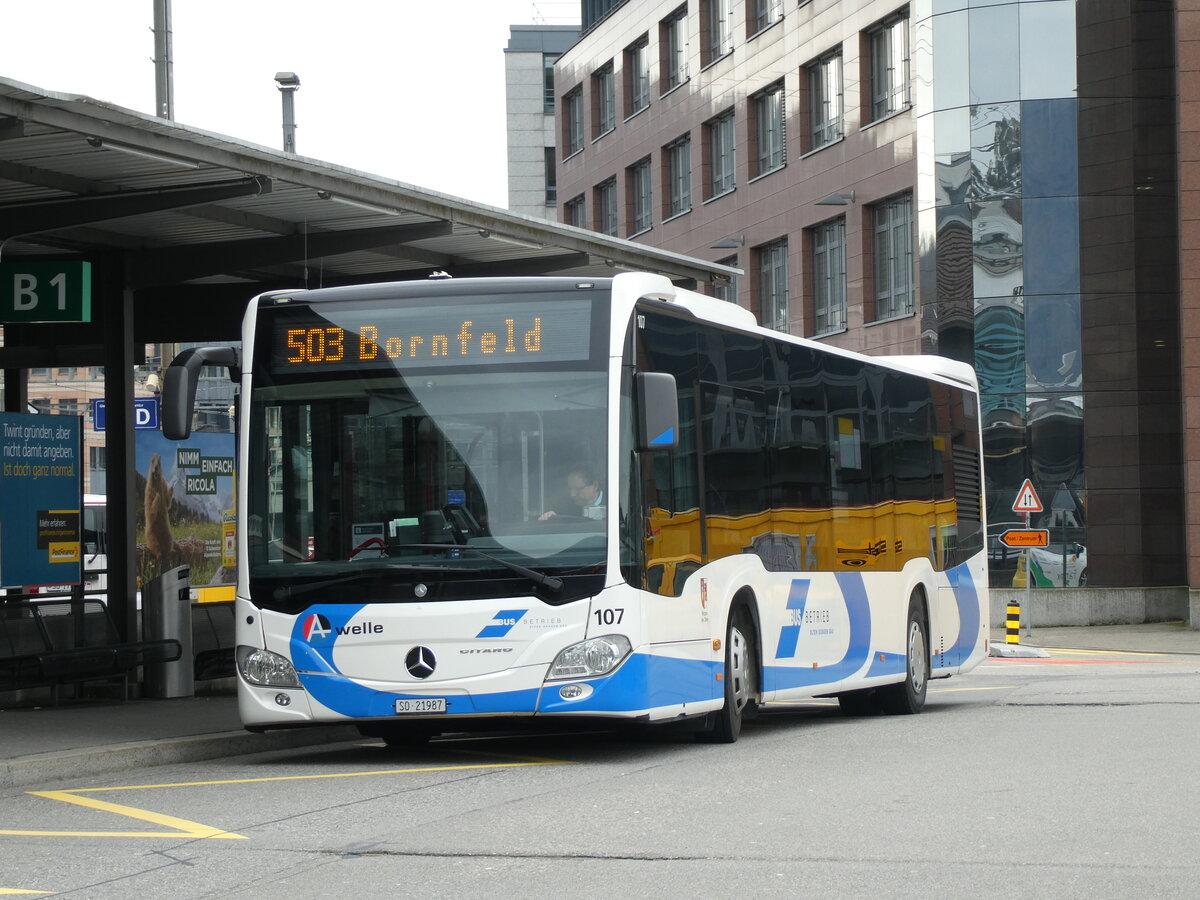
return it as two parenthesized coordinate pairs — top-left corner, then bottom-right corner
(917, 0), (1109, 589)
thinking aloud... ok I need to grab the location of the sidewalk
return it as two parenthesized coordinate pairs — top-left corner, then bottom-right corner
(0, 689), (358, 790)
(3, 622), (1197, 791)
(988, 620), (1200, 655)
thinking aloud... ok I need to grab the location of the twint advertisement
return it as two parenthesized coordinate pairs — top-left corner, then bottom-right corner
(0, 413), (82, 587)
(135, 430), (235, 595)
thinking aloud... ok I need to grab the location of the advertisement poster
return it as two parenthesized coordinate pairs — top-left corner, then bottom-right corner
(135, 430), (235, 597)
(0, 412), (82, 587)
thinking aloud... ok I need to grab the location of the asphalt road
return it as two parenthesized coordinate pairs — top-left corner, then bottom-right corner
(3, 647), (1199, 899)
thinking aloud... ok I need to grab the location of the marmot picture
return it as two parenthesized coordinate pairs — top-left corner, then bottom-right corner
(144, 452), (174, 559)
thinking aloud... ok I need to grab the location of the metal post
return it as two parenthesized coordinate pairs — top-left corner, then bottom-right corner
(1024, 509), (1032, 635)
(153, 0), (174, 119)
(275, 72), (300, 153)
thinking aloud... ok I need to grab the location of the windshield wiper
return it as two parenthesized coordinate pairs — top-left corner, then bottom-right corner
(396, 544), (564, 593)
(270, 564), (456, 603)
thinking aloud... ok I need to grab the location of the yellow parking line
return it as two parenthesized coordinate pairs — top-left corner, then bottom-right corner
(0, 890), (55, 895)
(0, 753), (570, 840)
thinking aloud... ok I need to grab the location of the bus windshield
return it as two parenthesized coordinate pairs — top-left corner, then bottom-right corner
(247, 367), (609, 600)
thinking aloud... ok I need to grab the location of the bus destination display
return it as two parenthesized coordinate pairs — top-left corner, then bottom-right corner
(270, 297), (593, 373)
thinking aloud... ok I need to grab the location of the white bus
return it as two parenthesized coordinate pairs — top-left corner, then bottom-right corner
(164, 273), (988, 743)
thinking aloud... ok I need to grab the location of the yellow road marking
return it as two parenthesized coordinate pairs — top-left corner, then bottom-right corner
(0, 753), (569, 840)
(0, 890), (55, 895)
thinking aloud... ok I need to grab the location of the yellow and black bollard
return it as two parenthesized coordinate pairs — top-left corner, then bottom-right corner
(1006, 602), (1021, 644)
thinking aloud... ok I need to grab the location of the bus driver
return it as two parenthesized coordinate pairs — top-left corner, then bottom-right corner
(539, 463), (605, 520)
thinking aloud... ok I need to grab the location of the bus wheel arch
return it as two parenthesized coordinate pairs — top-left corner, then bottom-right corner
(697, 589), (760, 743)
(876, 588), (930, 715)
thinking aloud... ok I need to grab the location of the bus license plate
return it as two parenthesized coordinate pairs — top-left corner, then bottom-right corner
(394, 697), (446, 715)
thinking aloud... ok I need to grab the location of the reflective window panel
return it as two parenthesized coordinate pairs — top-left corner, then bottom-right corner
(968, 4), (1019, 105)
(1022, 99), (1080, 198)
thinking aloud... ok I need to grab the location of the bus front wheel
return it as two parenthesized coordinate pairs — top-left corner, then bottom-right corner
(698, 606), (757, 743)
(876, 598), (929, 715)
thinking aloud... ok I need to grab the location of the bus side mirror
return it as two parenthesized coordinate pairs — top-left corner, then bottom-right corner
(636, 372), (679, 451)
(163, 346), (241, 440)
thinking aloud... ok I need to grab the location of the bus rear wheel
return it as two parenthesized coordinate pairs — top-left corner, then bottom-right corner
(876, 599), (929, 715)
(698, 607), (757, 743)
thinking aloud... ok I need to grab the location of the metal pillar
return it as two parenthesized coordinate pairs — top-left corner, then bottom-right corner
(103, 272), (138, 643)
(3, 366), (28, 412)
(153, 0), (174, 120)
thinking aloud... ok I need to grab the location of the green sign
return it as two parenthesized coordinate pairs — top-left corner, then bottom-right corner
(0, 261), (92, 323)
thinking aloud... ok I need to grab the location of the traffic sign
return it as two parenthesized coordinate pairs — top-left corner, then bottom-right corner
(1012, 479), (1043, 513)
(1000, 529), (1049, 548)
(91, 398), (161, 431)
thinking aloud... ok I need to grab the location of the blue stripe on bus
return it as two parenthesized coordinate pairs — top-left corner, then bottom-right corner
(292, 651), (720, 720)
(866, 650), (906, 678)
(946, 563), (981, 665)
(765, 571), (872, 691)
(538, 652), (719, 714)
(773, 578), (810, 660)
(296, 669), (543, 718)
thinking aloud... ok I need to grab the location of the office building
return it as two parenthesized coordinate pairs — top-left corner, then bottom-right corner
(555, 0), (1198, 617)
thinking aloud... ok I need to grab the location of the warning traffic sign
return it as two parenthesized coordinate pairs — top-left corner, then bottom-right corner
(1012, 479), (1043, 513)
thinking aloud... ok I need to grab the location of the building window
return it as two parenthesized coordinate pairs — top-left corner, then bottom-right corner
(714, 256), (740, 303)
(758, 239), (789, 332)
(564, 194), (586, 228)
(706, 109), (736, 197)
(57, 397), (80, 416)
(626, 36), (650, 115)
(661, 7), (690, 92)
(869, 12), (910, 122)
(665, 135), (692, 218)
(628, 157), (653, 234)
(564, 87), (584, 156)
(704, 0), (733, 65)
(543, 54), (560, 113)
(596, 178), (618, 236)
(89, 445), (106, 472)
(753, 81), (785, 177)
(29, 368), (49, 379)
(750, 0), (784, 35)
(812, 217), (847, 335)
(594, 63), (616, 136)
(874, 193), (914, 320)
(809, 51), (843, 150)
(544, 147), (557, 206)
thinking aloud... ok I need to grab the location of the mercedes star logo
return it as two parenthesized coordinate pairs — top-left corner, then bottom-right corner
(405, 646), (436, 679)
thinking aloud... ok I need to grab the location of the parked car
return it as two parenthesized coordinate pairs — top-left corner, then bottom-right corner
(1027, 542), (1087, 587)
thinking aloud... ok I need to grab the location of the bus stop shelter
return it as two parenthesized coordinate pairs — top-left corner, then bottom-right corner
(0, 76), (737, 643)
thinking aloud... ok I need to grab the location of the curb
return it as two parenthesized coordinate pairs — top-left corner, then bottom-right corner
(988, 641), (1050, 659)
(0, 724), (361, 791)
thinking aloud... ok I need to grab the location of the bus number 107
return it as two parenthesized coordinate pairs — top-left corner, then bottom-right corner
(594, 608), (624, 626)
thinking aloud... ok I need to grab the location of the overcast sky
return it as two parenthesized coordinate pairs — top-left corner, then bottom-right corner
(4, 1), (579, 208)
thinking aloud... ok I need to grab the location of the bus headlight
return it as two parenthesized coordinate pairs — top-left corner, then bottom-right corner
(237, 646), (302, 688)
(546, 635), (631, 681)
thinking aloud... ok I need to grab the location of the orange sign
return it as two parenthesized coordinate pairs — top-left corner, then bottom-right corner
(1000, 529), (1049, 548)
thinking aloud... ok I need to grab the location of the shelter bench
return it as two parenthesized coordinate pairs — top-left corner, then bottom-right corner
(0, 598), (181, 702)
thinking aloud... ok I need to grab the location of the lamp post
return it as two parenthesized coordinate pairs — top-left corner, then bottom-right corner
(274, 72), (300, 153)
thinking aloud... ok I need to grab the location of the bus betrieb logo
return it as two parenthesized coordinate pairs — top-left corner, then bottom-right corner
(303, 613), (332, 641)
(476, 609), (528, 639)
